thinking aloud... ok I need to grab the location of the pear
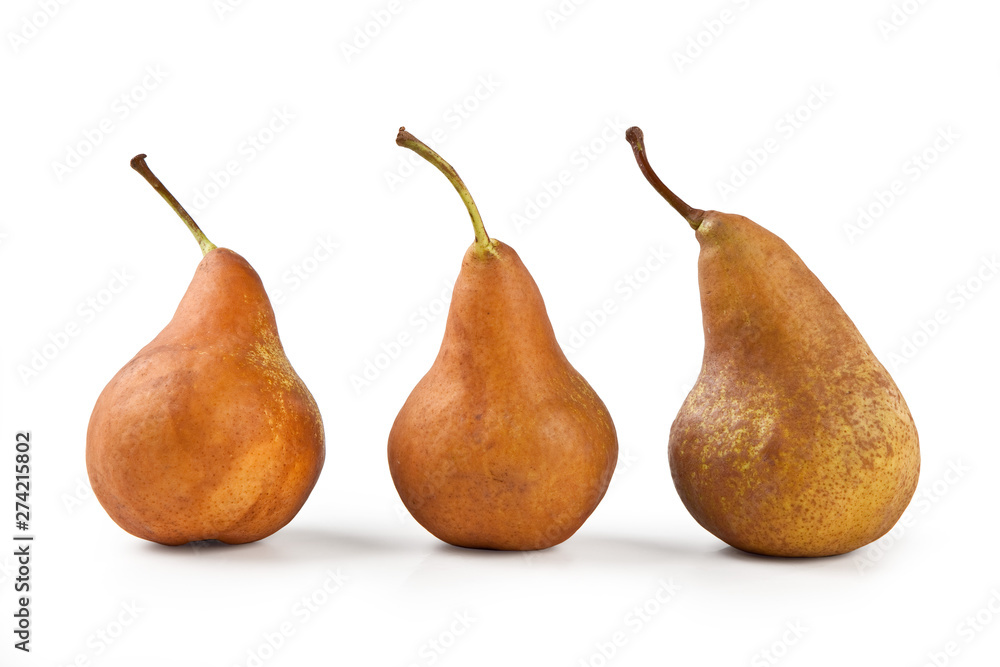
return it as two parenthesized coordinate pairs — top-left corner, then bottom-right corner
(85, 154), (324, 546)
(388, 128), (618, 551)
(626, 127), (920, 557)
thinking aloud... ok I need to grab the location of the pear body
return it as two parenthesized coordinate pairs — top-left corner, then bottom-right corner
(86, 249), (324, 545)
(388, 242), (617, 550)
(670, 212), (919, 557)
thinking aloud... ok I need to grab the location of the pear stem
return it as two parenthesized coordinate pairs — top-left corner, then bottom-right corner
(130, 154), (217, 256)
(625, 127), (705, 230)
(395, 127), (496, 254)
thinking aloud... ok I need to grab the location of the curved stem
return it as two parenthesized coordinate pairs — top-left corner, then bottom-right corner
(130, 154), (217, 256)
(396, 127), (496, 254)
(625, 127), (705, 230)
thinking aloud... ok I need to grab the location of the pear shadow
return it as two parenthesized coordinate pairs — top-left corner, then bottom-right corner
(565, 534), (718, 564)
(385, 532), (719, 604)
(428, 541), (552, 559)
(715, 544), (856, 565)
(398, 532), (716, 582)
(138, 526), (406, 564)
(140, 538), (260, 557)
(411, 534), (704, 565)
(135, 526), (857, 571)
(252, 526), (403, 563)
(405, 528), (716, 563)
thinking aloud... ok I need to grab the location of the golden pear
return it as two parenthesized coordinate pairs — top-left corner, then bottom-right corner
(626, 127), (920, 557)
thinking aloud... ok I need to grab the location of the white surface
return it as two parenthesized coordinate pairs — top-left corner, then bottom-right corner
(2, 1), (999, 665)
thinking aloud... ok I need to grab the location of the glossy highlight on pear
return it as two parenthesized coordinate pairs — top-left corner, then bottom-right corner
(85, 154), (325, 546)
(388, 128), (618, 551)
(627, 126), (920, 557)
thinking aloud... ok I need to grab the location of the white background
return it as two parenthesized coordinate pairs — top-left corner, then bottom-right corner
(2, 0), (999, 665)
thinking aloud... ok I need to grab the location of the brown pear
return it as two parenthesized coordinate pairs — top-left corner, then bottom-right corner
(388, 128), (618, 550)
(626, 127), (920, 557)
(86, 154), (324, 546)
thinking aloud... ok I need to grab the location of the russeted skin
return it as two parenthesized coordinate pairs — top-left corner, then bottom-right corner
(388, 241), (618, 550)
(669, 211), (920, 557)
(86, 249), (324, 546)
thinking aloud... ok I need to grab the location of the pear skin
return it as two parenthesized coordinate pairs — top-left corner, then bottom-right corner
(388, 129), (618, 550)
(389, 242), (617, 550)
(86, 156), (324, 546)
(627, 127), (919, 557)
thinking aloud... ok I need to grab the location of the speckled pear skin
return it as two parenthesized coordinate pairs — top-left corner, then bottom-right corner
(669, 211), (920, 557)
(388, 241), (618, 551)
(86, 249), (324, 546)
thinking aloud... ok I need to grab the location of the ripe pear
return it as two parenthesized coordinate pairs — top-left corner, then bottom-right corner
(86, 154), (324, 546)
(626, 127), (920, 557)
(388, 128), (618, 551)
